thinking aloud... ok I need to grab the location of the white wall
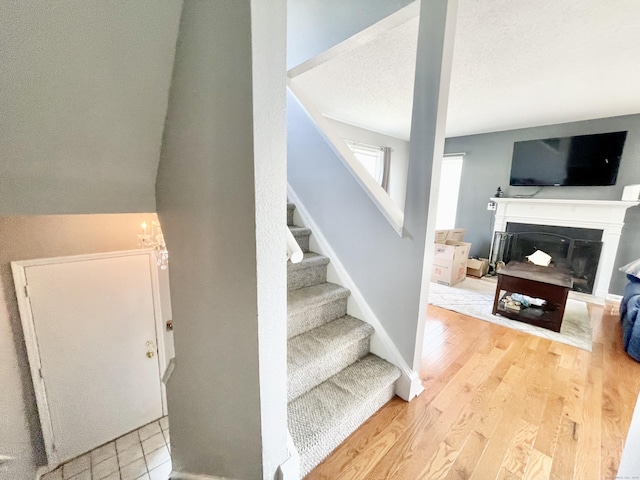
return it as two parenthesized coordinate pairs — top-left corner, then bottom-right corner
(0, 1), (182, 215)
(0, 214), (170, 480)
(156, 1), (288, 478)
(327, 118), (410, 210)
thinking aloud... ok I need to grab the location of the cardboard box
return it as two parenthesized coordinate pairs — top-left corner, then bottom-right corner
(432, 259), (468, 286)
(445, 228), (467, 242)
(432, 229), (472, 286)
(467, 258), (489, 278)
(434, 240), (471, 263)
(434, 229), (449, 244)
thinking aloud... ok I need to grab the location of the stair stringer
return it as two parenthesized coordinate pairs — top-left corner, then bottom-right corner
(287, 185), (424, 402)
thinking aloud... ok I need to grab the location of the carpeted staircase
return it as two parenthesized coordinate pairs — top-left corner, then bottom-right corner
(286, 202), (401, 477)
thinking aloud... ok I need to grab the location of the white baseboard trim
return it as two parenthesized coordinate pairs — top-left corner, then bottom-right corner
(36, 464), (56, 480)
(170, 472), (239, 480)
(288, 186), (422, 402)
(606, 293), (623, 304)
(275, 433), (300, 480)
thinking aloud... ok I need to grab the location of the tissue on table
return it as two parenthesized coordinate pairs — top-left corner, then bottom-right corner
(526, 250), (552, 267)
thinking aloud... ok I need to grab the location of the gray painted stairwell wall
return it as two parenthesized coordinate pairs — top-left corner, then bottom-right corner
(0, 1), (182, 215)
(288, 0), (456, 367)
(156, 1), (288, 479)
(445, 113), (640, 295)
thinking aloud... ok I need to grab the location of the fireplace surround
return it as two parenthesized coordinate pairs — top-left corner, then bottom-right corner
(491, 197), (639, 298)
(504, 223), (603, 294)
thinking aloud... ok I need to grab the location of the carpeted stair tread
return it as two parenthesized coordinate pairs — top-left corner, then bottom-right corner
(288, 316), (374, 402)
(287, 253), (330, 291)
(287, 282), (350, 314)
(289, 225), (311, 252)
(287, 283), (350, 338)
(287, 203), (295, 226)
(288, 354), (401, 476)
(288, 225), (311, 236)
(287, 252), (329, 271)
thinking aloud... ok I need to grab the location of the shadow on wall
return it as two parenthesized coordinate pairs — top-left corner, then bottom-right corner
(1, 262), (46, 466)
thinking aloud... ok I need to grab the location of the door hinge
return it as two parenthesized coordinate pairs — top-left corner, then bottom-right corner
(24, 285), (29, 297)
(38, 368), (43, 379)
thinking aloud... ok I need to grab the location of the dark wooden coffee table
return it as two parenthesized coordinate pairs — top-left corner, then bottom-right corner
(491, 261), (573, 332)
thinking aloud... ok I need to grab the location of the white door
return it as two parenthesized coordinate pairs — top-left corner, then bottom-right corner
(20, 253), (164, 464)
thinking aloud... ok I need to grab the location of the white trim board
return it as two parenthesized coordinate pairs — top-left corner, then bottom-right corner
(288, 186), (423, 401)
(12, 249), (167, 468)
(287, 82), (405, 236)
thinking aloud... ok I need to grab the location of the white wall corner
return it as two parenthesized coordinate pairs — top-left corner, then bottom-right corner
(275, 433), (300, 480)
(288, 185), (423, 403)
(394, 369), (425, 401)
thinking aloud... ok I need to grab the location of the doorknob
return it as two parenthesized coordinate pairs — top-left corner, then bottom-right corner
(146, 340), (156, 359)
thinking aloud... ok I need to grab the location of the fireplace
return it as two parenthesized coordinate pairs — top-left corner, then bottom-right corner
(490, 197), (639, 298)
(503, 223), (603, 294)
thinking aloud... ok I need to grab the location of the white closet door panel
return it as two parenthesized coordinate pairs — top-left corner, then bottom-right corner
(25, 254), (163, 463)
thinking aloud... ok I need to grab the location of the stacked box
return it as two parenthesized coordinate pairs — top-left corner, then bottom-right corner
(432, 229), (471, 286)
(467, 258), (489, 278)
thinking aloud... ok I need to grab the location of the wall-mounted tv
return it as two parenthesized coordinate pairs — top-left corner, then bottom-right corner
(509, 131), (627, 186)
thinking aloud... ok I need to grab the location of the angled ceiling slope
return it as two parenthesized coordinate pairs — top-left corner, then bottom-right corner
(0, 1), (183, 214)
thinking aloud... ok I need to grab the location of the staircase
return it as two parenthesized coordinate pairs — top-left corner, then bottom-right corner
(286, 202), (401, 477)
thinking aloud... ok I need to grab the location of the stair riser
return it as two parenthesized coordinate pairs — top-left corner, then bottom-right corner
(288, 298), (347, 339)
(287, 207), (294, 226)
(288, 263), (327, 291)
(298, 383), (396, 477)
(288, 337), (371, 403)
(292, 232), (310, 252)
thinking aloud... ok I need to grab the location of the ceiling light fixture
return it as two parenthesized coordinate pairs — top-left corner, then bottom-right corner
(138, 221), (169, 270)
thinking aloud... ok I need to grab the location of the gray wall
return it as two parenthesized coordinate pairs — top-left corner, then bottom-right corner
(446, 113), (640, 295)
(287, 0), (414, 69)
(288, 0), (455, 366)
(0, 214), (162, 480)
(0, 1), (182, 215)
(156, 1), (288, 478)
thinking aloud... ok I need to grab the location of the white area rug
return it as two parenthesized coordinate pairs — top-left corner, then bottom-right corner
(429, 276), (592, 351)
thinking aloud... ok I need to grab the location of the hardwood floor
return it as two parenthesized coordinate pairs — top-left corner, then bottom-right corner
(305, 302), (640, 479)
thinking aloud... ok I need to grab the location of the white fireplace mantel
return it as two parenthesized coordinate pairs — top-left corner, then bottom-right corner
(490, 197), (640, 299)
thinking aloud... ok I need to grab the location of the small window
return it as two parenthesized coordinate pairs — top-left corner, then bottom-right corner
(345, 140), (391, 191)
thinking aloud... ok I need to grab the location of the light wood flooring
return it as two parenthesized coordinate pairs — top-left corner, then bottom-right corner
(305, 302), (640, 479)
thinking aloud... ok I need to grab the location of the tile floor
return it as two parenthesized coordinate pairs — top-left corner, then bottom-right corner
(41, 417), (171, 480)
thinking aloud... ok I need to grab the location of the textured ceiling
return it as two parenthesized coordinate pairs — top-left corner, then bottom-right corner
(292, 0), (640, 139)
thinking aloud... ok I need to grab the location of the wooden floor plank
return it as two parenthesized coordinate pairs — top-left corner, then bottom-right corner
(442, 430), (488, 480)
(549, 416), (578, 479)
(305, 303), (640, 480)
(522, 449), (552, 480)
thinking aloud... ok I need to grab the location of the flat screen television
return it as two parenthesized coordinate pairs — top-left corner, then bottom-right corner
(509, 131), (627, 186)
